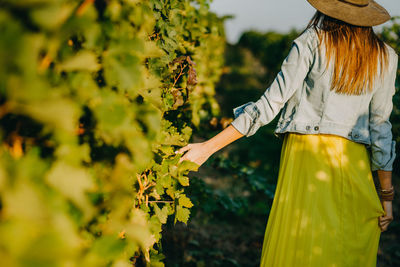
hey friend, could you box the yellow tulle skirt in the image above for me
[260,132,385,267]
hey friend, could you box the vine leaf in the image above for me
[178,194,193,208]
[175,206,190,224]
[58,50,101,72]
[153,204,169,224]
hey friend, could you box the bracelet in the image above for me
[380,185,394,193]
[379,186,394,201]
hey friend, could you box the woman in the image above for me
[177,0,397,266]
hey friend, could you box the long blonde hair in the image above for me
[307,11,389,95]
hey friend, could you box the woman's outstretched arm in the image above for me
[176,125,244,166]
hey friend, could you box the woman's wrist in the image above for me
[377,170,393,190]
[201,125,244,156]
[379,185,395,201]
[203,140,219,155]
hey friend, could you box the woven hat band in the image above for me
[339,0,369,7]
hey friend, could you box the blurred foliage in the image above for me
[0,0,225,266]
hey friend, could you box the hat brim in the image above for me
[307,0,391,26]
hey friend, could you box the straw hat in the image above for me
[306,0,391,26]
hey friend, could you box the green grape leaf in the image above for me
[153,204,169,224]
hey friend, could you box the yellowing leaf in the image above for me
[90,235,126,261]
[2,180,46,221]
[30,3,76,30]
[103,49,142,90]
[45,161,95,217]
[0,165,6,192]
[58,50,101,72]
[125,209,157,261]
[178,160,199,173]
[178,194,193,208]
[177,175,189,186]
[143,41,165,58]
[14,97,80,134]
[175,206,190,224]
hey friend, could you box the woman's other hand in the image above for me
[176,142,213,167]
[379,200,393,232]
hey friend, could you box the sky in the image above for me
[209,0,400,44]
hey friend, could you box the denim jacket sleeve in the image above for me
[230,28,316,137]
[369,52,398,172]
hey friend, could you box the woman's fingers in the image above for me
[379,218,391,225]
[175,144,192,155]
[178,153,188,163]
[379,200,393,232]
[175,142,208,167]
[380,214,393,220]
[380,221,390,231]
[176,144,192,164]
[379,215,393,231]
[379,217,393,224]
[379,219,389,227]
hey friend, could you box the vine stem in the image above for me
[76,0,95,16]
[172,63,188,88]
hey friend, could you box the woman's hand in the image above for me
[379,200,393,232]
[176,142,213,167]
[175,125,244,168]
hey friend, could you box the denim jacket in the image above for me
[230,27,399,171]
